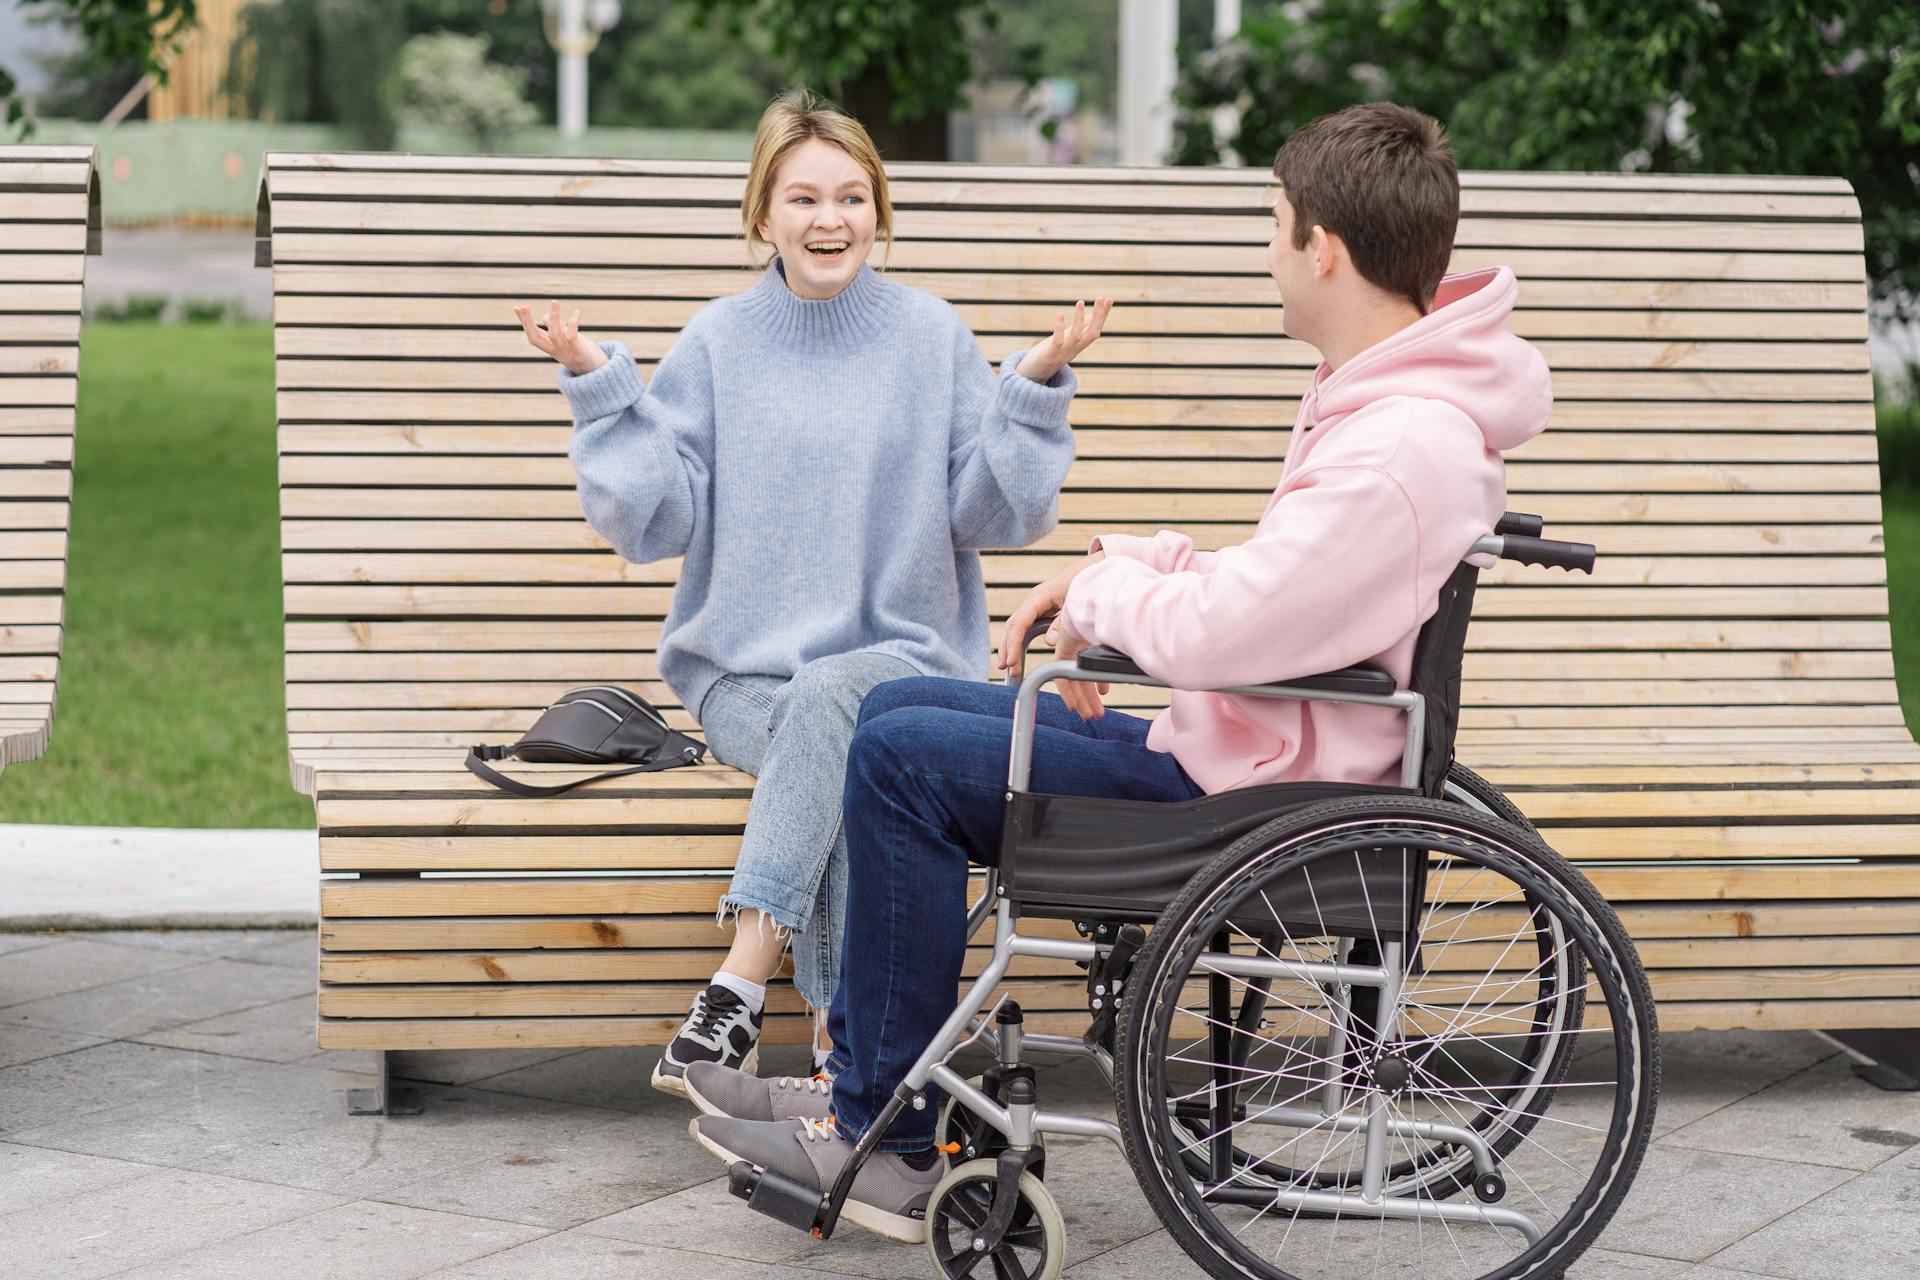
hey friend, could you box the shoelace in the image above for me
[687,989,742,1040]
[772,1075,832,1098]
[799,1117,839,1143]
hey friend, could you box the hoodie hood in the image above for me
[1299,266,1551,453]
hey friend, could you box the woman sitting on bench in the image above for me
[515,90,1111,1093]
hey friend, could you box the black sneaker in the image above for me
[651,983,762,1098]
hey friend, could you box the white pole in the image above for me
[1212,0,1242,165]
[557,0,588,138]
[1118,0,1177,166]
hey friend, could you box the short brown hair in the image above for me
[742,90,893,263]
[1272,104,1459,312]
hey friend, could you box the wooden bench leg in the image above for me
[346,1050,423,1116]
[1824,1029,1920,1092]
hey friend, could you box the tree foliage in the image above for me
[392,32,537,148]
[705,0,1045,158]
[2,0,198,134]
[1176,0,1920,321]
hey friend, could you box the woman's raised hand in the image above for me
[513,300,607,376]
[1015,297,1114,384]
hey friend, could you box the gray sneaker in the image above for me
[685,1061,833,1122]
[688,1114,942,1244]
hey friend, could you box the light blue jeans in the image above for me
[696,649,921,1010]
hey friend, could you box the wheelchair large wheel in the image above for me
[1116,795,1658,1280]
[1442,761,1536,833]
[1167,765,1586,1200]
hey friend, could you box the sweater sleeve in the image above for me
[947,322,1078,551]
[1060,464,1422,689]
[1089,530,1218,575]
[562,334,714,566]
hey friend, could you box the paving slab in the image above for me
[458,1046,660,1112]
[0,933,66,955]
[1,956,313,1040]
[109,1198,549,1279]
[429,1230,795,1279]
[0,1165,342,1279]
[0,1023,108,1069]
[1662,1054,1920,1171]
[1564,1249,1700,1278]
[179,1084,633,1198]
[0,1039,270,1135]
[1595,1142,1855,1262]
[0,1141,153,1214]
[83,929,310,960]
[136,994,322,1064]
[0,938,206,1007]
[391,1046,595,1087]
[1704,1146,1920,1280]
[378,1110,724,1228]
[7,1057,379,1163]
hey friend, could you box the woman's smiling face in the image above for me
[757,137,879,300]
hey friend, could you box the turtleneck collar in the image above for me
[737,255,900,352]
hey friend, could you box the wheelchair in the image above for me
[728,513,1661,1280]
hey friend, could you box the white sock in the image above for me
[814,1045,834,1074]
[709,970,766,1015]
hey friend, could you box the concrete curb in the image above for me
[0,823,318,930]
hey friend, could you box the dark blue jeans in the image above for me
[823,675,1205,1151]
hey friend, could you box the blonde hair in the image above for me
[742,90,893,264]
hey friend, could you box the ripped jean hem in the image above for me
[715,884,809,936]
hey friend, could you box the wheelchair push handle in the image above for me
[1492,534,1596,574]
[1494,511,1544,538]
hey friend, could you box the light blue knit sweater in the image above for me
[559,257,1079,720]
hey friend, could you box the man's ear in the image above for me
[1308,224,1340,279]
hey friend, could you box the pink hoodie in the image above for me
[1059,266,1552,793]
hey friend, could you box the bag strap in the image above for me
[464,735,707,798]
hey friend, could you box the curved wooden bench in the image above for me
[0,145,99,777]
[255,153,1914,1077]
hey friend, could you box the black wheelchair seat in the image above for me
[998,781,1417,925]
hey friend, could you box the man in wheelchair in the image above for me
[679,103,1647,1274]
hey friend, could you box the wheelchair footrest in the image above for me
[728,1161,826,1234]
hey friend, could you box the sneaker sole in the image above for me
[653,1045,758,1101]
[686,1118,928,1245]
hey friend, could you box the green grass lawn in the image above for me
[6,321,1920,828]
[0,322,311,828]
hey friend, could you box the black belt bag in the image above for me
[465,685,707,797]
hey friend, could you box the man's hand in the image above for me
[998,551,1110,721]
[1045,616,1109,721]
[998,550,1105,678]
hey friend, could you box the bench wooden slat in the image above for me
[275,426,1881,465]
[272,293,1873,342]
[272,327,1874,375]
[274,263,1872,315]
[266,199,1870,255]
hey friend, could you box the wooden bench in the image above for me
[255,152,1916,1082]
[0,145,99,778]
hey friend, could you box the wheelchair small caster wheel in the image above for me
[1474,1171,1507,1203]
[926,1159,1064,1280]
[938,1080,1046,1169]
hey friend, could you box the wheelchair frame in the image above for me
[729,527,1599,1261]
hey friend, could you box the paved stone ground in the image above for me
[1,928,1915,1279]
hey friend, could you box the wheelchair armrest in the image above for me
[1075,645,1147,676]
[1075,646,1397,696]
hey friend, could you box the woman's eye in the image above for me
[842,195,865,205]
[793,196,813,205]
